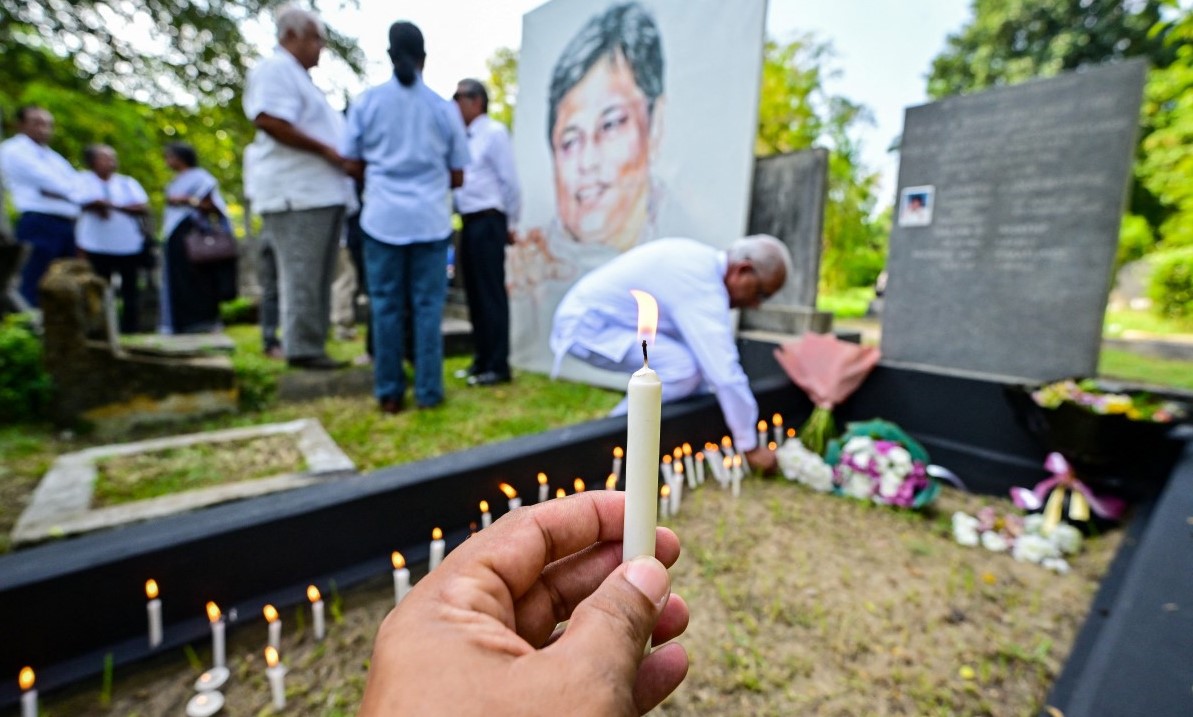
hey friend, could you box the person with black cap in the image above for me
[342,21,470,414]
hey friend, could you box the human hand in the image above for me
[359,491,689,717]
[321,144,346,169]
[745,445,777,475]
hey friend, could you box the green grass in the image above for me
[1098,348,1193,391]
[816,287,875,319]
[1104,308,1193,337]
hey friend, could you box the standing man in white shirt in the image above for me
[74,144,151,334]
[452,79,522,387]
[243,5,352,370]
[0,105,80,307]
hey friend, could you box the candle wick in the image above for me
[641,340,649,367]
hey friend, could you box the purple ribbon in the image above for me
[1010,452,1126,520]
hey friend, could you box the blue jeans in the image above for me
[364,233,449,407]
[17,212,76,307]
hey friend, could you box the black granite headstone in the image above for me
[746,148,827,307]
[881,60,1147,381]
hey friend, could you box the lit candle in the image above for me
[19,667,36,717]
[498,483,522,510]
[605,473,618,490]
[479,500,492,529]
[694,451,706,485]
[787,427,796,441]
[682,443,696,488]
[392,551,410,604]
[660,454,673,483]
[721,455,732,488]
[307,586,325,641]
[704,442,722,483]
[611,447,624,479]
[185,691,224,717]
[623,290,662,565]
[265,646,287,710]
[429,527,445,571]
[145,579,162,649]
[207,601,226,668]
[264,604,281,649]
[769,441,778,451]
[555,487,566,499]
[573,478,586,493]
[732,454,743,498]
[757,420,768,450]
[773,414,784,445]
[659,484,672,520]
[671,461,684,514]
[721,435,735,460]
[537,472,549,503]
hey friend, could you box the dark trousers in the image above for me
[459,210,510,377]
[16,212,76,307]
[345,210,373,357]
[86,251,141,334]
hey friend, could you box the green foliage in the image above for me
[0,314,52,423]
[486,47,519,129]
[219,297,258,326]
[1147,246,1193,320]
[1117,213,1156,268]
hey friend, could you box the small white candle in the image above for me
[623,290,662,565]
[722,455,733,488]
[391,551,411,604]
[537,472,549,503]
[659,484,672,520]
[772,414,785,445]
[757,420,768,451]
[669,474,682,516]
[205,602,226,668]
[479,500,492,529]
[145,579,162,649]
[694,451,706,485]
[732,455,743,498]
[611,447,624,479]
[307,586,325,641]
[19,667,36,717]
[265,647,287,710]
[429,527,445,571]
[660,455,673,483]
[682,444,696,489]
[499,483,522,510]
[264,604,281,649]
[740,449,752,473]
[185,691,224,717]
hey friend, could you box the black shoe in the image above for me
[288,355,348,371]
[467,371,512,387]
[379,396,404,414]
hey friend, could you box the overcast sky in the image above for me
[282,0,973,207]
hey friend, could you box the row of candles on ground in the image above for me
[12,414,793,715]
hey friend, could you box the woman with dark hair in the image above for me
[160,142,236,333]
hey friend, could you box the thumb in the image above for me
[552,556,670,683]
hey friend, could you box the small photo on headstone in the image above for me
[898,186,935,227]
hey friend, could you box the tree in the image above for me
[486,47,519,129]
[0,0,364,104]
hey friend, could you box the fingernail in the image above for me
[624,556,670,610]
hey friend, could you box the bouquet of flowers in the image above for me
[775,438,835,492]
[824,420,938,509]
[952,507,1082,574]
[773,333,881,454]
[1031,379,1185,422]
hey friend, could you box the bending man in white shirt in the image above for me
[453,78,522,387]
[551,236,792,472]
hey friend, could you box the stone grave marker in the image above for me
[881,59,1147,381]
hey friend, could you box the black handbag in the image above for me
[184,214,239,265]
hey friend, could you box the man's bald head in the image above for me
[724,235,791,309]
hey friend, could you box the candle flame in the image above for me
[265,646,279,668]
[392,551,405,570]
[773,413,783,427]
[573,478,585,493]
[674,461,683,474]
[733,455,742,467]
[264,604,278,623]
[555,487,566,499]
[704,442,718,452]
[605,473,617,490]
[757,420,767,431]
[613,446,623,459]
[479,500,490,513]
[498,483,518,499]
[682,442,692,456]
[723,456,732,468]
[787,427,796,438]
[660,484,671,498]
[673,447,682,460]
[537,472,548,486]
[630,290,658,345]
[432,527,443,541]
[307,585,321,603]
[695,451,704,460]
[769,441,778,451]
[662,455,672,464]
[206,601,221,623]
[721,436,732,448]
[145,579,159,600]
[19,667,34,691]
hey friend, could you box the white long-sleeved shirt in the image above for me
[0,134,80,218]
[454,114,521,225]
[74,171,149,255]
[550,238,760,450]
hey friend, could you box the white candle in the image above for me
[694,452,706,485]
[669,474,682,516]
[185,691,224,717]
[612,447,624,479]
[479,500,492,529]
[19,667,35,717]
[307,586,325,641]
[265,647,287,710]
[658,484,672,519]
[773,414,785,445]
[264,604,281,649]
[499,483,522,510]
[623,290,662,564]
[429,527,445,571]
[205,602,226,669]
[659,455,673,484]
[682,444,696,489]
[732,455,743,498]
[757,420,768,451]
[722,456,733,488]
[537,472,549,503]
[391,551,411,604]
[145,579,162,649]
